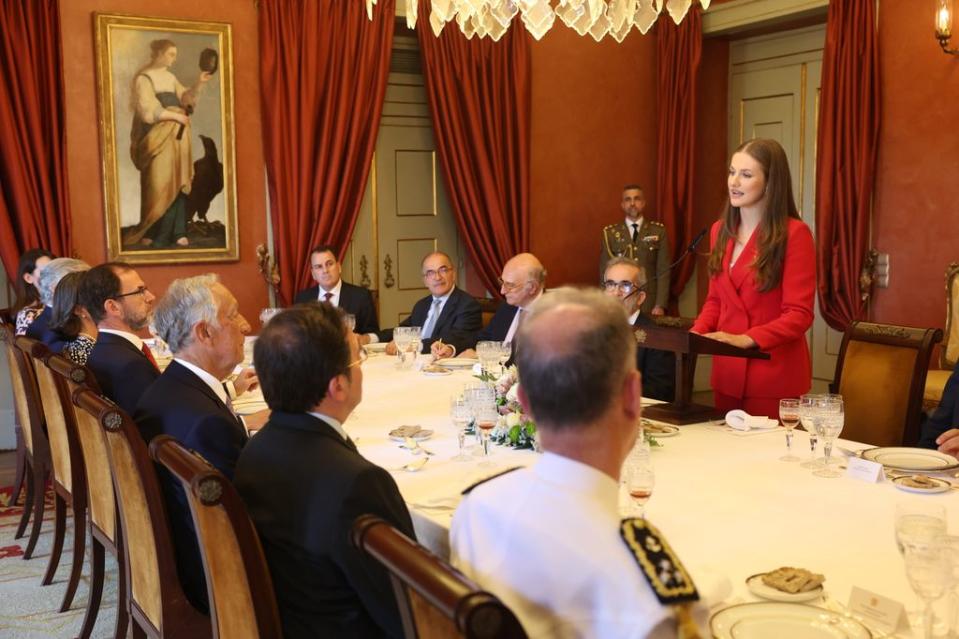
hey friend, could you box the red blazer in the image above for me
[692,218,815,400]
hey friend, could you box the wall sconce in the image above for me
[937,0,959,54]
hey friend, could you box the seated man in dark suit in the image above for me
[28,257,90,352]
[433,252,546,360]
[378,251,481,356]
[294,244,379,342]
[919,361,959,454]
[79,263,160,415]
[134,274,255,613]
[236,303,415,639]
[603,257,675,402]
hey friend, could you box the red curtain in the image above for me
[655,8,702,307]
[0,0,72,280]
[259,0,395,305]
[416,3,531,298]
[815,0,880,331]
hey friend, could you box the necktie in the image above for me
[141,342,160,371]
[422,298,442,339]
[631,222,640,242]
[323,292,333,303]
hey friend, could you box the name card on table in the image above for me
[845,457,885,483]
[848,586,907,635]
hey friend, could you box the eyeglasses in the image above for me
[498,277,529,292]
[422,266,453,279]
[348,346,369,369]
[602,280,638,295]
[112,285,149,300]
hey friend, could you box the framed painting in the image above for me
[95,13,238,264]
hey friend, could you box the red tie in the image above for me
[141,343,160,371]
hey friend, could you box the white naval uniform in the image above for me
[451,453,704,638]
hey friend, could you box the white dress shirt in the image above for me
[316,278,343,307]
[307,411,348,441]
[99,328,144,350]
[504,291,543,344]
[451,452,702,639]
[626,216,644,240]
[173,358,229,405]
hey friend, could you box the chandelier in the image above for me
[366,0,709,42]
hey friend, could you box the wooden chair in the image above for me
[47,354,129,639]
[924,262,959,410]
[22,338,88,612]
[831,321,943,447]
[1,326,50,556]
[0,308,27,508]
[351,514,527,639]
[149,436,282,639]
[476,297,502,330]
[73,388,210,639]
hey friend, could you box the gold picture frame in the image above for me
[95,13,238,264]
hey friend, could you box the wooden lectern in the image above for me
[636,323,771,425]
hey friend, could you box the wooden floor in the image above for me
[0,450,15,487]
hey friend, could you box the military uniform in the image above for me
[601,218,672,314]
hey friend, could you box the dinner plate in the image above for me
[422,368,452,377]
[745,574,823,603]
[710,602,871,639]
[892,475,953,494]
[860,447,959,471]
[435,357,479,368]
[642,422,679,438]
[388,429,433,442]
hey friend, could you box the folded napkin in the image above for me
[725,409,778,431]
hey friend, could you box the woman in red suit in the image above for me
[691,138,815,418]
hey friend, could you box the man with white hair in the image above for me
[26,257,90,350]
[451,288,704,637]
[134,274,252,612]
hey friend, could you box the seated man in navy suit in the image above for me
[603,257,675,402]
[28,257,90,352]
[236,303,414,639]
[134,274,257,613]
[433,252,546,360]
[80,263,160,415]
[378,251,481,355]
[294,244,379,342]
[919,362,959,454]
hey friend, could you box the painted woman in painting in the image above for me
[124,39,211,248]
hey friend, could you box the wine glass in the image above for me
[903,545,951,639]
[405,326,422,368]
[393,327,412,368]
[259,307,281,327]
[495,341,511,374]
[623,452,655,519]
[799,393,824,469]
[343,313,356,332]
[476,341,498,377]
[812,397,844,478]
[475,403,499,466]
[895,503,947,555]
[449,397,472,462]
[779,398,800,462]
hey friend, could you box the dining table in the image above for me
[231,345,959,638]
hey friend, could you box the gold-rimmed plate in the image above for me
[710,602,871,638]
[860,447,959,472]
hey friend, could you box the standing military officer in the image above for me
[600,184,671,316]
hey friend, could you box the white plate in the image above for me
[435,357,479,368]
[710,602,871,639]
[642,422,679,438]
[365,342,389,353]
[388,430,433,442]
[422,368,452,377]
[892,475,953,494]
[746,574,823,603]
[860,447,959,471]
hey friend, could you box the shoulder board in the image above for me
[620,518,699,605]
[649,221,665,228]
[603,224,619,232]
[461,467,522,495]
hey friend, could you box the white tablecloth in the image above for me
[245,351,959,635]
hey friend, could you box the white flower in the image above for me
[506,384,519,403]
[506,412,521,428]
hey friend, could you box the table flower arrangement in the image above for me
[487,366,539,450]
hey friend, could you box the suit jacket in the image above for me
[378,287,482,354]
[633,314,676,402]
[919,361,959,448]
[691,218,815,400]
[295,281,379,335]
[600,218,671,312]
[235,411,415,639]
[87,332,159,416]
[476,302,519,343]
[134,360,248,613]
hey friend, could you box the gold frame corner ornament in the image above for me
[94,12,239,265]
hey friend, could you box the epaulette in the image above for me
[621,518,701,637]
[649,220,665,228]
[603,223,619,231]
[460,467,522,495]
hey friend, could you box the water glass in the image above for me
[259,307,281,326]
[476,341,501,377]
[779,398,800,462]
[449,397,472,462]
[622,445,655,519]
[903,545,951,639]
[895,503,947,555]
[799,393,824,469]
[812,396,844,478]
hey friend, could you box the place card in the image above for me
[845,457,885,483]
[848,586,907,635]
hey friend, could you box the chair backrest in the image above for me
[942,262,959,370]
[149,436,282,639]
[476,297,502,331]
[0,307,12,325]
[833,321,943,447]
[18,337,80,494]
[73,388,206,637]
[2,326,47,460]
[47,354,117,543]
[351,515,527,639]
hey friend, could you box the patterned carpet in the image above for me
[0,486,122,638]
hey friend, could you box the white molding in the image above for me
[703,0,829,35]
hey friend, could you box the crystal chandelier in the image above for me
[366,0,709,42]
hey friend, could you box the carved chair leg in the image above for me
[131,620,147,639]
[77,532,104,639]
[22,463,47,559]
[113,527,129,639]
[15,459,34,539]
[42,492,66,586]
[59,499,87,611]
[11,425,26,506]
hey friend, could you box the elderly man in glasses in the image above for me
[435,252,546,360]
[378,251,481,356]
[603,257,675,402]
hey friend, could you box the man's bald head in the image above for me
[500,253,546,308]
[515,287,635,429]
